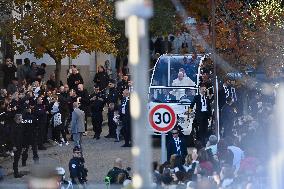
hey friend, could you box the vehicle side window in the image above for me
[152,58,168,86]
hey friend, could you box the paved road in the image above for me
[0,122,161,187]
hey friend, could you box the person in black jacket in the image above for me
[93,65,110,92]
[34,96,47,150]
[90,85,105,140]
[117,75,129,100]
[77,84,89,134]
[22,106,39,166]
[220,97,237,137]
[106,158,130,184]
[11,114,25,178]
[69,146,88,186]
[120,89,131,147]
[106,79,119,105]
[189,84,212,145]
[2,58,17,88]
[105,103,116,138]
[166,128,187,161]
[59,85,71,134]
[67,67,84,90]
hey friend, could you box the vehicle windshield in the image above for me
[149,87,197,103]
[151,55,202,87]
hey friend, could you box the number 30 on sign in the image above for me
[149,104,177,133]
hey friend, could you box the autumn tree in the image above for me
[182,0,284,78]
[11,0,117,86]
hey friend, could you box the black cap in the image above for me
[73,146,81,153]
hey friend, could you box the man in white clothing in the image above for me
[172,72,195,99]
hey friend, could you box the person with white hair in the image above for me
[56,167,73,189]
[106,158,130,184]
[172,72,195,100]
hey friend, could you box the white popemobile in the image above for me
[148,54,208,136]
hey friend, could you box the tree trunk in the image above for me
[55,60,61,87]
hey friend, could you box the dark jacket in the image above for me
[67,73,84,90]
[90,93,105,118]
[106,88,119,104]
[117,80,129,99]
[77,89,89,112]
[69,157,87,184]
[190,94,211,118]
[58,93,70,118]
[22,112,37,145]
[2,64,17,87]
[34,104,47,124]
[166,136,187,161]
[107,167,129,184]
[46,79,56,90]
[93,72,109,91]
[10,121,24,148]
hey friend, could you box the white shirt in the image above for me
[172,78,195,100]
[201,95,207,112]
[174,137,182,155]
[121,97,129,114]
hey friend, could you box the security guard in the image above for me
[106,79,119,105]
[90,85,105,140]
[22,105,39,166]
[10,114,24,178]
[69,146,88,187]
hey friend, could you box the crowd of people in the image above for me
[0,51,275,189]
[0,57,134,181]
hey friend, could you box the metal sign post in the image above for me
[149,104,177,164]
[161,133,167,163]
[116,1,153,189]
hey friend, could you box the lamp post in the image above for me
[116,0,153,188]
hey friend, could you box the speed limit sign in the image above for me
[149,104,177,133]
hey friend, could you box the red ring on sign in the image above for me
[149,104,177,133]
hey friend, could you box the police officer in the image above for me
[69,146,88,187]
[10,114,24,178]
[106,79,119,105]
[117,75,129,100]
[22,104,39,166]
[34,96,47,150]
[90,85,105,140]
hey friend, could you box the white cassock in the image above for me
[171,77,195,100]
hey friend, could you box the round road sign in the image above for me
[149,104,177,133]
